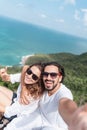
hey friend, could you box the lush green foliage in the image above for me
[0,52,87,105]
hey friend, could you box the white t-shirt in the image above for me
[39,83,73,129]
[4,93,39,118]
[4,83,73,130]
[4,74,39,118]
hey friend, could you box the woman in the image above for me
[0,63,45,128]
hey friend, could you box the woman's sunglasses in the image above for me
[26,69,39,81]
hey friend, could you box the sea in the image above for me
[0,16,87,66]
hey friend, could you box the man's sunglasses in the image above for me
[26,69,39,81]
[42,72,60,79]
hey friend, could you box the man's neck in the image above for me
[48,83,61,96]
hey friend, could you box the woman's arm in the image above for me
[4,101,21,118]
[0,66,30,105]
[0,67,21,83]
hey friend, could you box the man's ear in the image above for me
[59,75,62,83]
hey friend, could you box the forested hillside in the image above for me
[0,52,87,105]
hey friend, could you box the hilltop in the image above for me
[17,52,87,105]
[0,52,87,105]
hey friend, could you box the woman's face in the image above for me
[24,66,41,84]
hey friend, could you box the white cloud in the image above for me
[59,6,64,11]
[16,3,24,8]
[81,9,87,12]
[81,9,87,26]
[48,0,60,2]
[83,13,87,26]
[65,0,76,5]
[40,14,47,19]
[55,18,64,23]
[74,10,80,20]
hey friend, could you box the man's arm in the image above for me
[69,104,87,130]
[59,98,77,125]
[59,98,87,130]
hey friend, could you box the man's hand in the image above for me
[69,104,87,130]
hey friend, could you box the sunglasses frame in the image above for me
[42,72,60,79]
[26,69,39,81]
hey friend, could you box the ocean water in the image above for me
[0,16,87,66]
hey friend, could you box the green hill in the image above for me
[25,52,87,105]
[0,52,87,105]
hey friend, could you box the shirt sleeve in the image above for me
[10,73,21,84]
[57,84,73,103]
[4,101,21,118]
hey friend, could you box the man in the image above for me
[1,62,87,130]
[38,62,77,130]
[40,62,87,130]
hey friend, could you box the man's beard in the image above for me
[44,80,58,91]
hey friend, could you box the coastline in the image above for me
[19,54,34,65]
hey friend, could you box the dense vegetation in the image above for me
[0,52,87,105]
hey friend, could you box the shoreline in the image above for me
[19,54,34,65]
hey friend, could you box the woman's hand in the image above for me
[19,86,30,105]
[0,67,10,81]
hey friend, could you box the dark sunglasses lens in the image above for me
[50,73,58,78]
[42,72,58,78]
[32,74,38,81]
[42,72,49,77]
[26,69,38,81]
[26,69,32,75]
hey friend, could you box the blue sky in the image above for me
[0,0,87,38]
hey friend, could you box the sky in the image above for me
[0,0,87,39]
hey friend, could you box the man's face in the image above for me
[42,65,62,91]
